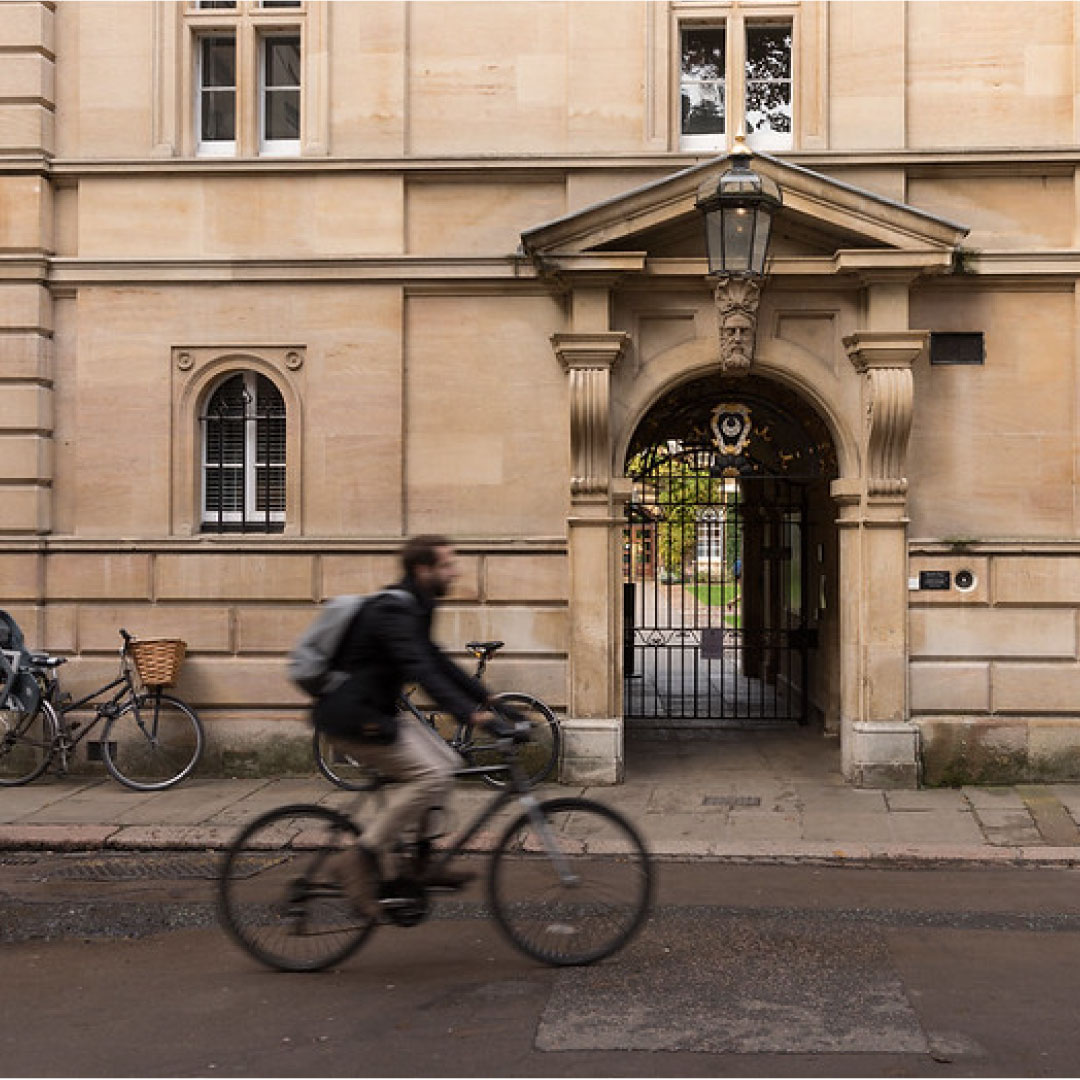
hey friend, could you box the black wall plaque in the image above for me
[919,570,952,591]
[930,332,984,366]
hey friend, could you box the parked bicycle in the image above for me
[312,640,561,790]
[0,626,204,792]
[219,711,652,973]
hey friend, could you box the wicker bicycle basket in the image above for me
[130,638,187,688]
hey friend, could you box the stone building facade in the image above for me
[3,0,1080,786]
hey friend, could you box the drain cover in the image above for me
[0,854,39,866]
[44,854,224,881]
[43,852,286,882]
[703,795,761,807]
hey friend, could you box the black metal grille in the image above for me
[201,372,285,534]
[623,374,835,728]
[624,465,811,725]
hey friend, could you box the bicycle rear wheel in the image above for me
[488,797,653,966]
[218,804,375,973]
[465,692,560,788]
[313,730,379,791]
[101,692,203,791]
[0,689,56,786]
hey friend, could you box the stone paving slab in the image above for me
[8,771,1080,866]
[0,780,104,823]
[884,789,969,811]
[962,786,1028,810]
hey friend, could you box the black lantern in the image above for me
[695,145,782,278]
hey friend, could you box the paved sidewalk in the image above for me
[4,729,1080,865]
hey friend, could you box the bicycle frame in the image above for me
[36,634,164,754]
[53,672,132,747]
[397,691,476,755]
[345,744,579,887]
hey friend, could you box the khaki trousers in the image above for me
[330,713,463,857]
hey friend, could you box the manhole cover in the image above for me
[702,795,761,807]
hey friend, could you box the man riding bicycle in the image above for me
[314,535,497,917]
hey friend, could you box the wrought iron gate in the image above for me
[623,375,834,726]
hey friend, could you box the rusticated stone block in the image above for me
[47,554,151,600]
[237,606,320,653]
[992,662,1080,714]
[486,554,568,602]
[909,607,1076,659]
[319,554,400,597]
[993,556,1080,605]
[155,554,314,601]
[0,554,39,600]
[76,605,231,653]
[909,662,989,713]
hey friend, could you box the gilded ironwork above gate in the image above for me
[627,373,836,481]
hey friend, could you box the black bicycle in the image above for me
[219,715,652,973]
[313,640,561,790]
[0,629,204,792]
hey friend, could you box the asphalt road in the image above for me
[4,852,1080,1077]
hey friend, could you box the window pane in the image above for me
[682,84,725,135]
[682,28,725,81]
[681,27,725,137]
[202,90,236,140]
[203,374,286,528]
[745,24,792,136]
[747,26,792,80]
[264,90,300,140]
[746,81,791,134]
[265,37,300,87]
[202,36,235,88]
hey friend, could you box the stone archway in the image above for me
[621,371,841,734]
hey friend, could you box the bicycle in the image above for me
[219,712,652,973]
[0,628,204,792]
[312,639,561,791]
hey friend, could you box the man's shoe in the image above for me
[326,844,381,919]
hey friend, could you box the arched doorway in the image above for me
[622,372,839,732]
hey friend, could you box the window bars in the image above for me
[200,372,285,533]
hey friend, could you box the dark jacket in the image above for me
[313,577,487,741]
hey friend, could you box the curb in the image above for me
[5,824,1080,867]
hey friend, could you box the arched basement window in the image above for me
[201,371,286,533]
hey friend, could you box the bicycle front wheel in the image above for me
[218,804,375,973]
[0,692,56,786]
[488,797,653,966]
[313,730,379,791]
[102,693,203,791]
[466,692,561,788]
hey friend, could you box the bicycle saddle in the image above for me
[466,640,504,658]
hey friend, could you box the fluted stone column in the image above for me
[553,331,629,784]
[839,330,926,786]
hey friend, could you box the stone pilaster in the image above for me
[838,331,927,787]
[553,333,629,498]
[552,331,629,783]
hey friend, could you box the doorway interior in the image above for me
[622,373,839,734]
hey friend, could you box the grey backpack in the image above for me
[287,589,410,698]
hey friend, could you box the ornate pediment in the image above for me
[522,151,969,278]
